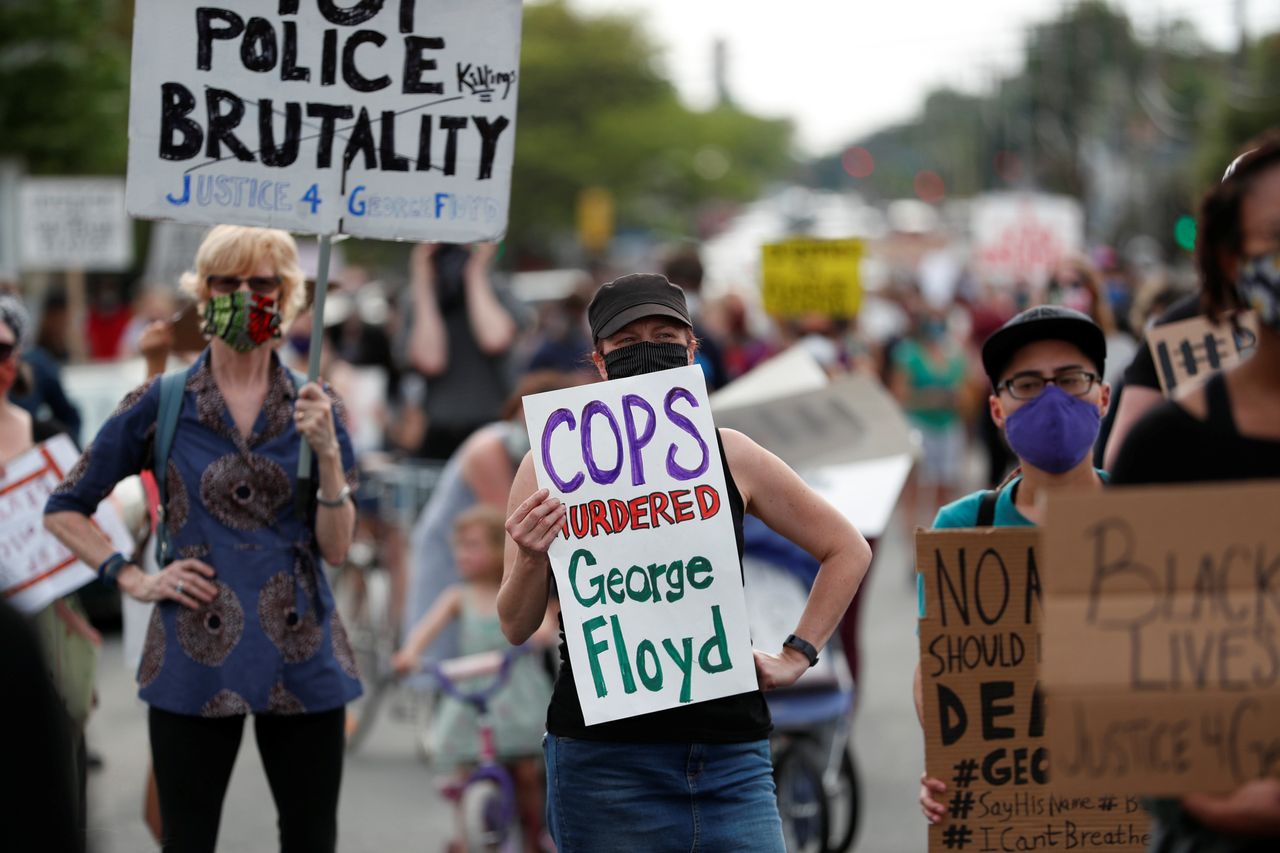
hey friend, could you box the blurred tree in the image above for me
[1194,33,1280,188]
[0,0,133,174]
[508,0,795,259]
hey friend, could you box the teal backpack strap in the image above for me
[153,365,193,566]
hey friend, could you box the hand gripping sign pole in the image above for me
[295,233,332,519]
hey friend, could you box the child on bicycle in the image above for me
[393,505,556,853]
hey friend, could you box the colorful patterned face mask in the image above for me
[1238,251,1280,332]
[202,291,281,353]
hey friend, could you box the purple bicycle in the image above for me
[425,646,533,853]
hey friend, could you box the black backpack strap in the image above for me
[975,487,1001,527]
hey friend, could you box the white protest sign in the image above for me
[971,192,1083,288]
[1,435,134,614]
[523,365,758,725]
[127,0,522,241]
[18,178,133,271]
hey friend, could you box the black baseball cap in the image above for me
[981,305,1106,386]
[588,273,692,341]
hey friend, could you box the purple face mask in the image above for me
[1003,384,1101,474]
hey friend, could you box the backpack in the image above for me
[151,364,307,565]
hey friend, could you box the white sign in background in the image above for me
[971,192,1084,288]
[522,365,758,725]
[1,435,134,614]
[127,0,523,241]
[18,177,133,272]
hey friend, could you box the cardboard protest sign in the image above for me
[917,529,1149,852]
[1145,312,1259,396]
[127,0,522,241]
[523,365,757,725]
[713,372,913,471]
[18,178,132,271]
[971,193,1083,288]
[761,238,863,317]
[1,435,134,614]
[1042,482,1280,796]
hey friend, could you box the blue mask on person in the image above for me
[1003,384,1100,474]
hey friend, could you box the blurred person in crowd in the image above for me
[406,242,521,461]
[708,290,777,381]
[663,247,730,390]
[501,272,870,853]
[45,225,362,853]
[402,371,580,658]
[10,289,81,444]
[916,305,1110,824]
[889,308,970,532]
[525,280,594,376]
[327,280,399,403]
[0,294,99,851]
[1046,256,1134,385]
[85,276,133,360]
[121,286,178,358]
[0,597,80,853]
[1111,132,1280,851]
[964,283,1019,486]
[393,506,556,853]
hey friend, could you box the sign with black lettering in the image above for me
[1042,482,1280,796]
[917,528,1149,852]
[126,0,522,241]
[18,178,132,271]
[1145,312,1259,396]
[522,365,756,725]
[761,238,863,317]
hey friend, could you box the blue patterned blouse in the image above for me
[45,350,363,717]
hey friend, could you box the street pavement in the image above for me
[84,521,925,853]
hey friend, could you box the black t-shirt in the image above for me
[545,432,773,743]
[1122,292,1201,391]
[1110,372,1280,485]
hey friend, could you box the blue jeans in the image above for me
[544,735,786,853]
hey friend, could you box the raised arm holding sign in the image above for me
[500,273,871,853]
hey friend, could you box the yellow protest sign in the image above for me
[761,238,863,317]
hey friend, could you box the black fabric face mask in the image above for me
[602,341,689,378]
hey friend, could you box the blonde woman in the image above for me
[45,225,361,853]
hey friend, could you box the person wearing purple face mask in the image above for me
[913,304,1111,824]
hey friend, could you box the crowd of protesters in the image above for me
[2,128,1277,852]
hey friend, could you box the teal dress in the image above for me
[430,590,553,769]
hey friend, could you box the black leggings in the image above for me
[148,706,345,853]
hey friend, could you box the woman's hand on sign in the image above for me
[920,773,948,823]
[295,382,340,461]
[126,559,218,610]
[752,646,808,692]
[505,488,565,556]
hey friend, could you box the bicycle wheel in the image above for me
[824,747,860,853]
[331,564,393,751]
[460,777,514,852]
[774,742,829,853]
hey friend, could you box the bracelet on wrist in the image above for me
[316,483,352,508]
[783,633,820,668]
[96,552,131,588]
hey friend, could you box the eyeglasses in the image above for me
[207,274,281,295]
[0,342,15,361]
[998,370,1100,400]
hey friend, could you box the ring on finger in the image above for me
[175,579,185,596]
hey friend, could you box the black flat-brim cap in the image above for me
[981,305,1107,386]
[588,273,692,341]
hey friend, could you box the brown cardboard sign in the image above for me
[1144,311,1258,396]
[1042,482,1280,796]
[917,528,1149,852]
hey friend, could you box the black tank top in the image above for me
[544,430,773,743]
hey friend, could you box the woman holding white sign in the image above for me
[499,273,872,852]
[1111,133,1280,850]
[44,226,361,853]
